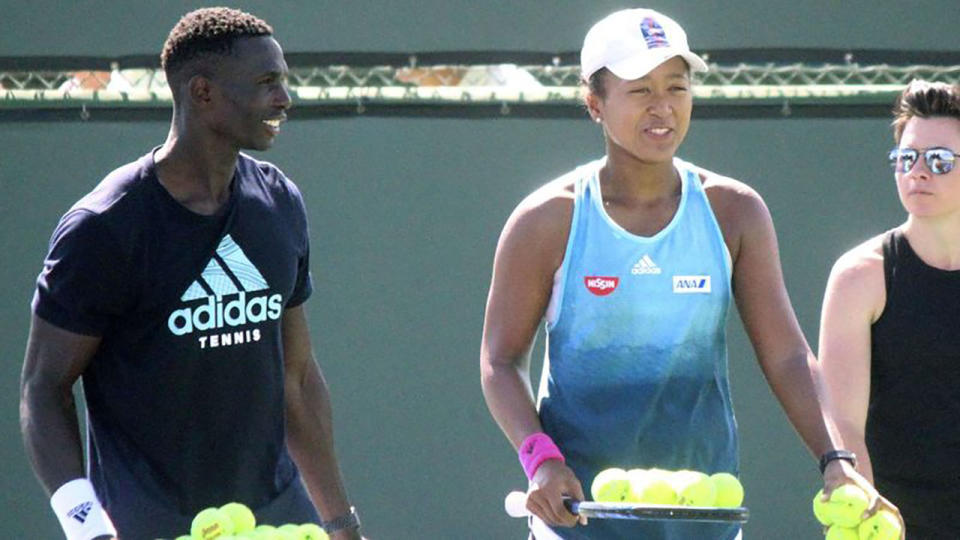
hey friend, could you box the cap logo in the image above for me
[640,17,670,49]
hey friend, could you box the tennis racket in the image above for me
[504,491,749,523]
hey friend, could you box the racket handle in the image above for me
[504,491,580,518]
[505,491,529,517]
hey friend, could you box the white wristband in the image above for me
[50,479,117,540]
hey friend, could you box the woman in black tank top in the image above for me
[819,80,960,539]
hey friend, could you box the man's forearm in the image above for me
[285,368,354,521]
[21,384,87,495]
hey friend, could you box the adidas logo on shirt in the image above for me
[167,234,281,349]
[631,254,662,275]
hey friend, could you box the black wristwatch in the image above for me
[323,506,361,534]
[819,449,857,474]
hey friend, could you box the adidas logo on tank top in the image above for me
[631,254,662,275]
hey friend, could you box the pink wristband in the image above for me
[518,432,565,480]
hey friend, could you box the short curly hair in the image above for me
[161,7,273,82]
[892,79,960,143]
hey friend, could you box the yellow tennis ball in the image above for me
[231,531,262,540]
[253,524,282,540]
[813,489,833,525]
[625,468,649,502]
[591,467,631,502]
[646,469,679,505]
[276,524,302,540]
[629,468,677,505]
[710,472,744,508]
[858,510,901,540]
[826,525,859,540]
[828,484,869,528]
[192,507,235,539]
[298,523,329,540]
[671,470,716,507]
[219,502,256,533]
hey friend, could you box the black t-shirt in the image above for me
[868,229,960,539]
[33,150,313,518]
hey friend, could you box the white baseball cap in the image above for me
[580,8,708,81]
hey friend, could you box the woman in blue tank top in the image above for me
[480,8,874,540]
[819,80,960,539]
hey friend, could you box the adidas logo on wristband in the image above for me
[51,479,117,540]
[68,501,93,523]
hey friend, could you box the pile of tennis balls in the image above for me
[171,501,329,540]
[812,485,901,540]
[590,467,744,508]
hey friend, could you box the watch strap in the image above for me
[323,506,361,534]
[819,449,857,474]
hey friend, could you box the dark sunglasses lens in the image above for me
[890,149,918,173]
[888,149,900,169]
[925,149,956,174]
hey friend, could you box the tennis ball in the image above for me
[671,470,716,507]
[232,530,266,540]
[710,472,744,508]
[253,525,282,540]
[192,507,235,539]
[276,524,302,540]
[826,525,859,540]
[813,489,833,525]
[629,468,678,505]
[591,467,631,502]
[298,523,329,540]
[220,502,256,533]
[828,484,870,528]
[858,510,901,540]
[625,468,649,502]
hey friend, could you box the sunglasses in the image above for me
[888,147,957,175]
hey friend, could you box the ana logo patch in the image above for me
[585,276,619,296]
[672,275,711,294]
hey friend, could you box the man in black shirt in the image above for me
[20,7,363,540]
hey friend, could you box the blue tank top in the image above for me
[536,157,739,539]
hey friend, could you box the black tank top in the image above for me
[867,229,960,538]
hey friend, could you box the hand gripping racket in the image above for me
[504,491,749,523]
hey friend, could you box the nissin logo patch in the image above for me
[672,275,711,294]
[585,276,619,296]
